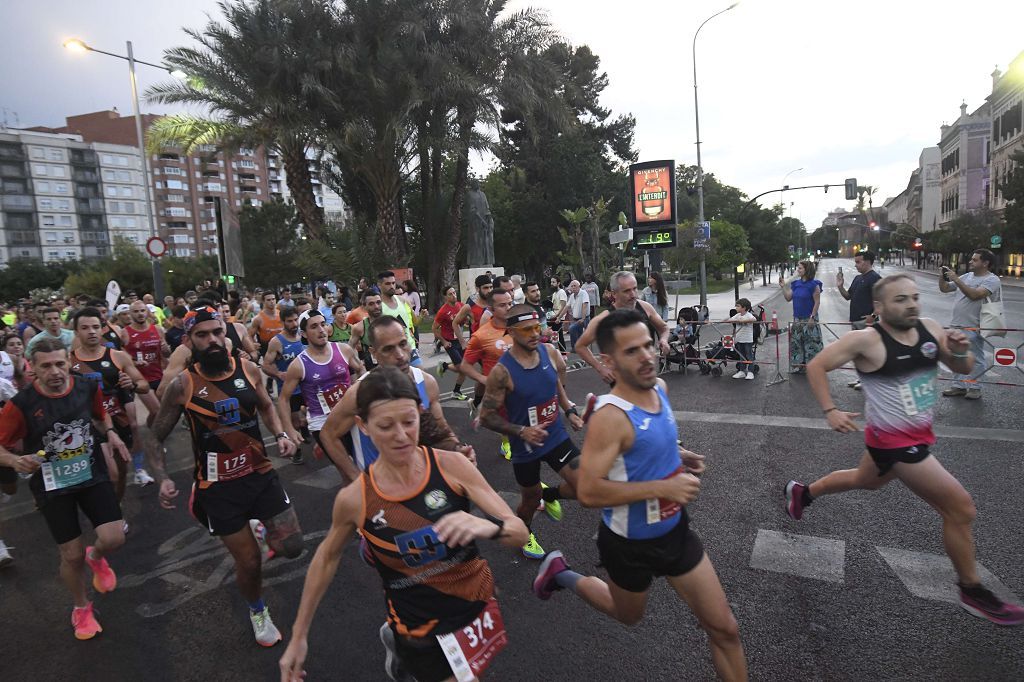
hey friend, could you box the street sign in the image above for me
[609,228,633,245]
[146,236,168,258]
[788,244,795,253]
[994,348,1016,366]
[693,221,711,249]
[991,234,1002,250]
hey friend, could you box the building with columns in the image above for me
[987,51,1024,216]
[938,102,991,229]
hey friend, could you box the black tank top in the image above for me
[860,322,939,377]
[102,325,123,350]
[70,348,130,428]
[225,321,243,358]
[183,358,271,487]
[360,446,494,638]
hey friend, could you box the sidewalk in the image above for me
[888,261,1024,288]
[668,278,786,320]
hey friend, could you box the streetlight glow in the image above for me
[168,68,187,79]
[63,38,90,53]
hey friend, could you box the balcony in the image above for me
[70,150,98,166]
[2,180,28,195]
[75,186,101,199]
[202,183,223,192]
[8,230,40,246]
[0,145,26,161]
[2,194,34,210]
[76,198,105,214]
[0,163,26,178]
[72,169,99,183]
[159,153,182,162]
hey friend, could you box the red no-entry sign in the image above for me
[994,348,1016,366]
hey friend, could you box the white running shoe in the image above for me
[732,370,746,379]
[0,540,13,568]
[250,606,282,647]
[745,371,755,380]
[134,468,155,486]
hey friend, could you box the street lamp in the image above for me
[63,37,184,299]
[693,2,739,307]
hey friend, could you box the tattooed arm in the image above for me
[143,373,186,509]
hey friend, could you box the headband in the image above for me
[184,306,222,333]
[508,310,540,326]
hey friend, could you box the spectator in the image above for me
[549,277,568,351]
[581,273,600,311]
[641,271,670,321]
[779,260,823,373]
[556,279,590,352]
[837,250,882,389]
[723,298,757,380]
[940,248,1001,400]
[510,275,525,305]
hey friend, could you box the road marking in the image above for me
[295,465,344,489]
[673,411,1024,443]
[750,529,846,584]
[876,546,1021,604]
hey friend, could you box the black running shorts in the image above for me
[39,481,123,545]
[0,465,16,486]
[392,627,458,682]
[596,513,704,593]
[289,393,305,413]
[866,443,930,476]
[190,469,291,536]
[511,438,579,488]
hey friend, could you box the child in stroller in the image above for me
[661,306,703,373]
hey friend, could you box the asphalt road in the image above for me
[2,264,1023,681]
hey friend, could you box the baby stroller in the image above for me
[701,333,760,377]
[662,306,703,374]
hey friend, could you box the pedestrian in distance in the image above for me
[836,251,882,390]
[779,260,823,373]
[939,248,1001,400]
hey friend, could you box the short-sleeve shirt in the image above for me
[26,329,75,355]
[433,302,462,342]
[346,308,369,326]
[462,321,512,376]
[551,288,568,313]
[726,311,756,343]
[951,272,1001,328]
[566,293,590,321]
[790,279,822,318]
[581,282,600,308]
[847,270,881,322]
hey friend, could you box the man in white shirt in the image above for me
[511,275,526,305]
[549,278,569,351]
[940,248,1001,400]
[556,280,590,351]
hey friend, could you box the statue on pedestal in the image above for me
[464,179,495,267]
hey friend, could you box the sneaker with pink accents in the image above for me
[85,546,117,593]
[533,550,569,600]
[72,602,103,640]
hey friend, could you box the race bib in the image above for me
[527,397,559,429]
[205,448,254,482]
[102,394,124,418]
[41,452,94,491]
[436,599,508,682]
[646,466,685,524]
[316,382,348,414]
[898,371,937,416]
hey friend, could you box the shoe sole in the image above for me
[522,547,545,560]
[964,394,982,400]
[256,635,282,648]
[75,627,102,640]
[533,551,565,600]
[959,600,1024,626]
[0,555,13,569]
[380,625,402,680]
[784,481,803,521]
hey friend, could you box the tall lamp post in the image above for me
[781,167,803,257]
[693,2,739,308]
[63,38,184,299]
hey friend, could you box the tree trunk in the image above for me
[440,114,473,300]
[279,139,325,242]
[376,195,405,262]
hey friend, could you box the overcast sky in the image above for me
[3,0,1023,232]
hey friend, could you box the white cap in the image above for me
[115,304,130,314]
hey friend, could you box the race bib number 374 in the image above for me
[436,599,507,681]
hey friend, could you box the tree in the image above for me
[0,259,81,301]
[63,238,155,297]
[147,0,332,241]
[237,197,305,288]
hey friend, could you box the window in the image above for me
[36,180,50,192]
[118,156,129,167]
[122,201,135,212]
[48,250,59,259]
[42,215,56,226]
[45,231,57,243]
[62,232,74,243]
[55,183,68,194]
[106,186,118,197]
[56,199,71,211]
[166,179,183,190]
[124,217,137,228]
[35,164,48,176]
[51,166,65,177]
[47,148,63,161]
[126,233,140,244]
[40,197,52,209]
[120,187,133,197]
[103,169,116,181]
[31,147,45,159]
[65,250,76,259]
[59,215,73,227]
[102,154,114,165]
[117,170,130,182]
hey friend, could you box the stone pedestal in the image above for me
[458,266,504,303]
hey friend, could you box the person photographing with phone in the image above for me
[836,252,881,389]
[938,249,1001,400]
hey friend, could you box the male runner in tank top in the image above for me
[124,300,167,392]
[376,271,422,367]
[533,309,748,681]
[575,271,671,384]
[144,306,306,647]
[0,337,130,640]
[262,307,307,442]
[451,274,494,337]
[348,289,384,370]
[479,305,584,559]
[250,291,284,391]
[219,301,258,361]
[784,274,1024,625]
[87,300,127,350]
[320,316,474,483]
[278,311,363,465]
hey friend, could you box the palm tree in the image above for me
[145,0,335,241]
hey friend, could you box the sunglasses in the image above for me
[510,323,542,335]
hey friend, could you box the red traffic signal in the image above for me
[911,238,923,250]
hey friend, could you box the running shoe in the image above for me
[435,362,448,378]
[72,602,102,640]
[250,606,282,647]
[533,550,569,600]
[539,483,563,522]
[85,546,117,593]
[451,390,470,402]
[500,438,511,461]
[784,481,807,521]
[965,388,982,400]
[291,451,305,465]
[942,387,967,397]
[379,623,410,681]
[958,584,1024,625]
[522,533,545,560]
[0,540,13,569]
[134,468,155,486]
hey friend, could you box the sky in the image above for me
[3,0,1023,233]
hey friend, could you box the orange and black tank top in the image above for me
[70,348,130,428]
[360,446,494,638]
[182,358,271,488]
[256,310,284,345]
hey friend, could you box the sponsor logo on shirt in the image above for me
[920,341,938,359]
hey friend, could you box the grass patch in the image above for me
[668,279,736,295]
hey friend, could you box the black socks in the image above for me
[542,485,562,503]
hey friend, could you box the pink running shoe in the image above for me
[959,584,1024,626]
[784,481,807,521]
[533,550,569,601]
[72,602,103,640]
[85,546,117,593]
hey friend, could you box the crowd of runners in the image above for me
[0,264,1021,682]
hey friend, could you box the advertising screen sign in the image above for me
[629,160,677,229]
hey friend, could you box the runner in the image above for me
[0,337,130,639]
[478,305,584,559]
[262,307,307,444]
[124,300,167,392]
[478,276,514,327]
[278,367,528,682]
[86,299,127,350]
[250,290,284,391]
[532,309,747,680]
[144,305,305,646]
[432,284,470,401]
[451,275,494,337]
[349,289,385,370]
[219,300,258,361]
[783,274,1024,625]
[0,332,28,567]
[376,271,422,367]
[458,289,514,458]
[278,310,363,466]
[574,271,671,384]
[25,306,75,355]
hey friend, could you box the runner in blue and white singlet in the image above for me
[273,332,305,398]
[349,366,430,470]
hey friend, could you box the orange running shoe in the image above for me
[85,546,117,593]
[72,602,102,640]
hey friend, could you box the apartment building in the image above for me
[266,148,348,224]
[938,101,991,228]
[988,51,1024,215]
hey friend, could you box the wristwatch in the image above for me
[564,404,579,417]
[276,432,292,441]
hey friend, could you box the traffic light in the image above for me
[844,178,857,201]
[869,221,878,230]
[626,240,639,257]
[912,238,923,251]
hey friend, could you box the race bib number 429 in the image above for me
[436,599,508,681]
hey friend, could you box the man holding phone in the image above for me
[939,249,1001,400]
[837,252,881,390]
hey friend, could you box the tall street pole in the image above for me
[127,41,164,299]
[693,3,738,308]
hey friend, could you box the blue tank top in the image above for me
[350,367,430,471]
[273,332,305,395]
[497,347,568,462]
[595,385,683,539]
